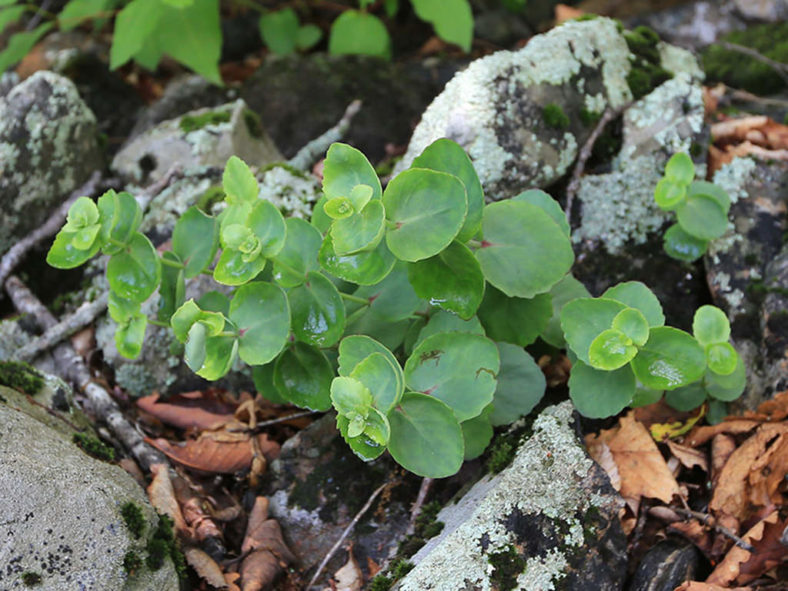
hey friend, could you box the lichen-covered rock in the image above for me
[0,71,103,255]
[395,402,626,591]
[732,0,788,21]
[111,99,281,185]
[0,393,179,590]
[630,2,745,47]
[395,18,634,199]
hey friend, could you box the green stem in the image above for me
[160,256,185,270]
[108,237,127,249]
[340,292,371,306]
[148,318,170,328]
[218,330,239,338]
[467,239,482,249]
[345,305,369,326]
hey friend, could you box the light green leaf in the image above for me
[489,344,545,426]
[663,223,707,262]
[331,376,373,416]
[247,200,287,258]
[295,24,322,51]
[704,356,746,401]
[687,181,730,214]
[328,10,391,59]
[336,408,388,461]
[59,0,110,30]
[272,217,321,287]
[172,206,219,278]
[611,308,649,347]
[569,361,635,418]
[588,329,638,370]
[109,0,161,69]
[331,199,386,256]
[0,22,53,72]
[477,286,551,347]
[676,195,728,241]
[288,271,346,348]
[0,6,25,36]
[195,333,239,380]
[706,342,738,376]
[350,352,403,413]
[213,248,266,286]
[337,335,403,393]
[274,344,333,411]
[223,156,259,204]
[630,326,706,391]
[47,227,101,269]
[654,178,686,211]
[228,282,290,365]
[97,190,142,254]
[310,195,332,234]
[323,143,382,202]
[602,281,665,327]
[511,189,570,238]
[324,197,355,220]
[115,311,147,359]
[318,232,396,286]
[106,233,161,303]
[259,8,299,55]
[664,152,694,185]
[692,305,730,346]
[411,0,472,51]
[560,298,627,364]
[108,292,140,324]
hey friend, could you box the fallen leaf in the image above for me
[146,431,279,474]
[171,473,224,542]
[675,582,751,591]
[225,572,242,591]
[743,390,788,422]
[184,546,228,589]
[147,463,189,536]
[240,497,295,591]
[711,433,737,488]
[667,440,709,472]
[634,400,705,440]
[137,390,237,430]
[332,545,363,591]
[554,4,585,23]
[684,420,761,448]
[588,440,621,491]
[668,519,715,557]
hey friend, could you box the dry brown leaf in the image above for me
[747,433,788,510]
[711,116,770,140]
[667,440,709,472]
[711,434,737,488]
[239,497,295,591]
[146,432,278,474]
[224,572,242,591]
[743,390,788,422]
[171,473,223,542]
[684,420,761,448]
[633,399,702,436]
[332,545,363,591]
[675,582,751,591]
[147,463,189,535]
[587,440,621,491]
[668,520,715,557]
[554,4,585,23]
[137,391,237,430]
[709,142,788,173]
[184,546,228,589]
[586,411,680,503]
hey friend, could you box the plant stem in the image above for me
[108,237,127,249]
[218,330,238,338]
[345,305,369,326]
[340,292,370,306]
[159,256,185,270]
[467,239,482,249]
[148,318,170,328]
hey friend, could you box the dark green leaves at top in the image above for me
[288,271,346,348]
[477,287,552,348]
[560,297,626,364]
[407,241,484,319]
[664,152,694,185]
[228,282,290,365]
[384,168,467,262]
[172,206,219,278]
[272,218,321,288]
[223,156,259,204]
[602,281,665,327]
[328,10,391,59]
[106,233,161,303]
[630,327,706,391]
[411,138,483,242]
[476,200,573,298]
[404,332,499,421]
[322,143,382,203]
[693,305,731,346]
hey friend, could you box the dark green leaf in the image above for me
[461,407,493,460]
[106,232,161,303]
[414,310,484,351]
[477,286,551,347]
[288,271,346,347]
[328,10,391,59]
[663,223,707,262]
[704,356,746,402]
[560,297,627,364]
[676,195,728,241]
[489,344,544,426]
[274,344,333,410]
[353,262,422,322]
[511,189,570,237]
[665,382,706,411]
[252,362,288,404]
[318,233,396,286]
[330,199,385,256]
[172,206,219,278]
[322,143,382,202]
[157,251,185,322]
[272,217,321,287]
[568,361,635,418]
[259,8,299,55]
[228,282,290,365]
[602,281,665,327]
[540,275,590,348]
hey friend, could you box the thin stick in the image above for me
[307,481,388,589]
[407,477,434,536]
[233,410,321,434]
[0,171,102,296]
[15,292,109,361]
[288,100,362,172]
[717,41,788,85]
[135,165,184,212]
[671,505,755,552]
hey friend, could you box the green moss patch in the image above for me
[179,110,232,133]
[21,571,42,586]
[624,26,672,99]
[121,502,146,539]
[73,432,116,462]
[543,103,569,130]
[0,361,44,395]
[123,551,142,575]
[488,545,526,591]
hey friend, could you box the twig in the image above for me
[307,481,388,589]
[287,100,362,172]
[407,477,434,536]
[717,41,788,85]
[728,87,788,108]
[671,506,755,552]
[15,292,109,362]
[564,103,630,225]
[233,410,321,434]
[135,165,184,212]
[4,275,167,471]
[0,171,102,298]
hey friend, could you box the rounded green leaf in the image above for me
[461,408,493,460]
[560,297,627,364]
[707,399,728,425]
[687,181,730,214]
[384,168,467,262]
[411,0,472,51]
[259,8,299,55]
[171,300,216,343]
[322,143,382,202]
[331,199,385,256]
[414,311,484,351]
[706,342,738,376]
[345,311,411,352]
[328,10,391,59]
[272,217,321,287]
[664,152,694,185]
[704,356,746,401]
[64,195,99,231]
[540,275,590,348]
[223,155,259,204]
[477,286,551,348]
[407,241,484,319]
[248,200,287,258]
[324,196,354,220]
[196,334,239,381]
[692,305,730,346]
[228,282,290,365]
[489,343,545,426]
[611,308,649,347]
[97,190,142,253]
[388,392,464,478]
[568,361,635,419]
[288,271,346,347]
[630,326,706,391]
[318,232,396,286]
[676,195,728,241]
[115,312,147,359]
[47,228,102,269]
[411,138,483,242]
[107,232,161,303]
[353,263,422,322]
[184,322,208,373]
[631,385,663,407]
[157,251,186,322]
[273,344,333,411]
[252,363,288,404]
[336,408,389,461]
[476,200,574,298]
[663,223,708,262]
[331,376,373,416]
[511,189,570,237]
[602,281,665,327]
[348,184,373,212]
[665,382,706,411]
[338,335,402,390]
[108,291,141,324]
[295,24,322,50]
[588,329,638,370]
[654,178,687,211]
[404,332,499,421]
[172,206,219,279]
[350,352,403,413]
[213,248,267,286]
[311,195,332,234]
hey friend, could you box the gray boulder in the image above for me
[0,71,102,254]
[395,402,626,591]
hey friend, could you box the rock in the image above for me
[628,539,699,591]
[111,99,281,185]
[394,402,626,591]
[0,71,103,255]
[394,18,635,199]
[629,2,745,48]
[705,157,788,410]
[240,54,461,162]
[732,0,788,21]
[0,389,179,590]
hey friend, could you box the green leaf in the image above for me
[115,311,147,359]
[338,335,402,387]
[323,143,382,202]
[336,409,388,461]
[706,342,738,376]
[676,195,728,241]
[692,305,730,346]
[185,322,208,373]
[288,271,346,348]
[170,300,225,343]
[348,184,374,212]
[331,376,373,416]
[654,178,687,211]
[259,8,299,55]
[97,190,143,254]
[247,200,287,258]
[272,218,321,287]
[611,308,650,347]
[665,382,706,411]
[109,0,161,69]
[172,206,219,278]
[384,168,467,262]
[560,298,627,364]
[664,152,694,185]
[350,352,403,413]
[407,241,484,319]
[194,333,239,380]
[331,199,386,256]
[489,344,545,426]
[707,399,728,424]
[324,197,355,220]
[223,156,259,204]
[318,233,396,286]
[0,6,25,36]
[388,392,464,477]
[414,310,484,351]
[157,251,186,322]
[213,248,267,286]
[461,407,493,460]
[197,291,230,315]
[108,292,140,324]
[353,262,422,322]
[295,24,322,51]
[328,10,391,59]
[704,356,746,401]
[345,311,411,352]
[602,281,665,327]
[630,327,706,391]
[411,0,472,51]
[107,233,161,303]
[59,0,110,31]
[631,385,663,407]
[411,138,483,242]
[511,189,570,238]
[477,287,551,347]
[404,332,499,421]
[252,362,288,404]
[0,22,53,72]
[274,344,333,411]
[228,282,290,365]
[568,361,635,418]
[663,223,708,262]
[687,181,730,214]
[540,275,590,348]
[588,328,638,370]
[311,195,332,234]
[476,200,574,298]
[47,228,101,269]
[63,196,99,232]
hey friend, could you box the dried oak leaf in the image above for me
[675,583,751,591]
[240,497,295,591]
[331,545,363,591]
[667,440,709,472]
[743,390,788,423]
[633,399,704,440]
[137,390,237,430]
[184,546,228,589]
[586,411,680,504]
[171,472,223,542]
[684,420,761,448]
[668,519,715,557]
[147,463,189,536]
[747,432,788,510]
[711,434,737,489]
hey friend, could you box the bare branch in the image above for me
[717,41,788,85]
[288,99,363,172]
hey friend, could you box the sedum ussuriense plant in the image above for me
[47,139,745,478]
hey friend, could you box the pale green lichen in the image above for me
[712,156,757,204]
[658,43,705,80]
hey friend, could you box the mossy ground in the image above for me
[73,432,116,462]
[0,361,44,395]
[624,26,672,99]
[179,110,231,133]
